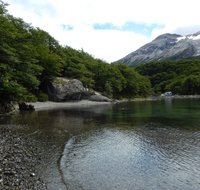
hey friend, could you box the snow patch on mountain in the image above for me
[176,36,186,42]
[188,34,200,40]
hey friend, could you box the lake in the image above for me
[1,98,200,190]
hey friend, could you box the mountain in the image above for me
[117,31,200,66]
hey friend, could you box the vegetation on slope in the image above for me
[0,1,151,112]
[136,57,200,95]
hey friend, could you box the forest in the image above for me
[136,57,200,95]
[0,1,151,112]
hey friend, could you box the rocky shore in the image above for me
[0,100,113,189]
[0,126,47,190]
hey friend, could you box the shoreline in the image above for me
[23,95,200,111]
[10,94,200,112]
[0,100,114,189]
[27,100,113,111]
[126,95,200,102]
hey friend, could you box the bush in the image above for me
[37,92,48,102]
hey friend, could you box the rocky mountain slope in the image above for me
[117,31,200,66]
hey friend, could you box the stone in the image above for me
[18,102,35,111]
[46,78,91,101]
[89,94,112,102]
[30,173,36,177]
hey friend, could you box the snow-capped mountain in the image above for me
[117,31,200,66]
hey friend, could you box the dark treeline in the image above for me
[136,57,200,95]
[0,0,151,112]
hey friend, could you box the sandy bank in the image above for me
[17,95,200,111]
[27,100,113,111]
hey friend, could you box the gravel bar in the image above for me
[0,126,47,190]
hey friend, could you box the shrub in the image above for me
[37,92,48,102]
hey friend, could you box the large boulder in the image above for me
[47,78,90,101]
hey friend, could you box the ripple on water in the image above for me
[59,126,200,190]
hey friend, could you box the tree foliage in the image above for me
[0,0,151,110]
[136,58,200,95]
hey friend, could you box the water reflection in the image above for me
[0,104,114,142]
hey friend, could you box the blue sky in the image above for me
[93,22,164,37]
[5,0,200,62]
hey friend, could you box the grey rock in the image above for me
[89,94,112,102]
[117,31,200,66]
[30,173,36,177]
[47,78,90,101]
[18,102,35,111]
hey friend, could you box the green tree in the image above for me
[117,64,151,98]
[137,58,200,95]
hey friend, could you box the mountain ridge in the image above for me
[117,31,200,66]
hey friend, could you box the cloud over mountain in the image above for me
[6,0,200,62]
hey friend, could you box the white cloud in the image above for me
[5,0,200,62]
[56,26,148,62]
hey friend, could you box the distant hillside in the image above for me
[117,31,200,66]
[136,58,200,95]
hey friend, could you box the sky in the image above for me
[5,0,200,62]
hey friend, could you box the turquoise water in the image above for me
[1,98,200,190]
